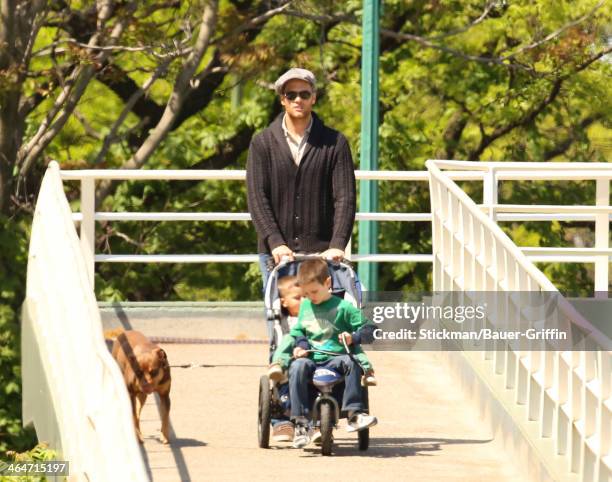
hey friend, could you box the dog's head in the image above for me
[115,332,171,394]
[135,347,169,394]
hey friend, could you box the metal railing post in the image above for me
[595,178,610,298]
[483,167,498,220]
[80,178,96,288]
[358,0,380,291]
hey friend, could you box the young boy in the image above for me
[268,276,302,442]
[278,275,302,328]
[273,258,378,449]
[269,275,377,384]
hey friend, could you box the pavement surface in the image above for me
[135,344,523,482]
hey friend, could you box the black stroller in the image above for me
[257,255,371,455]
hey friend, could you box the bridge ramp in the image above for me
[137,344,522,482]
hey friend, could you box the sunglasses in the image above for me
[283,90,313,101]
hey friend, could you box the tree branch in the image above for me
[544,115,601,160]
[468,46,612,160]
[502,0,605,60]
[441,111,469,159]
[94,58,171,165]
[427,1,498,41]
[217,1,292,41]
[469,78,563,160]
[285,2,605,74]
[17,1,137,179]
[74,109,103,140]
[95,0,218,204]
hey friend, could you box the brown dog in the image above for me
[111,330,171,444]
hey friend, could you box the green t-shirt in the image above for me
[287,295,373,367]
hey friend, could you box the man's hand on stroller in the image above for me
[293,346,308,358]
[320,248,344,262]
[338,332,353,346]
[272,245,294,264]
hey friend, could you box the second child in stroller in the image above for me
[272,258,378,449]
[268,275,301,442]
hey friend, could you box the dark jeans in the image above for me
[288,356,364,420]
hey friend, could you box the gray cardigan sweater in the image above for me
[246,112,356,254]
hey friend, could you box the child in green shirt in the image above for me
[271,258,378,448]
[269,276,376,383]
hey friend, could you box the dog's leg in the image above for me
[135,392,147,443]
[159,391,171,444]
[130,392,145,444]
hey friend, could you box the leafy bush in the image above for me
[0,215,36,455]
[1,443,58,482]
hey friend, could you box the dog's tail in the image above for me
[103,327,126,340]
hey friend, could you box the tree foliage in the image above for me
[0,0,611,452]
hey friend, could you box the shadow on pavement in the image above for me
[171,437,207,448]
[301,436,493,458]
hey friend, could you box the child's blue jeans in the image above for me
[288,355,364,420]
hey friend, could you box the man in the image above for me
[246,68,356,287]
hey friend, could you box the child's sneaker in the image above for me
[362,369,377,386]
[364,374,377,386]
[267,363,284,383]
[346,412,378,432]
[272,420,294,442]
[292,422,311,448]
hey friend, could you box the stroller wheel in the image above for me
[319,400,335,456]
[258,375,271,448]
[358,428,369,451]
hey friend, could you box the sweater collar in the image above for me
[271,112,324,166]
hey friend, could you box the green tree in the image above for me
[0,0,611,453]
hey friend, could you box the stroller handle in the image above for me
[277,254,354,269]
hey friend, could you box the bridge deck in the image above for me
[136,344,522,482]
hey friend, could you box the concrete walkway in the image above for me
[136,344,523,482]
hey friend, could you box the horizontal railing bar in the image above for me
[61,169,246,181]
[496,214,601,222]
[77,212,433,222]
[358,171,427,180]
[528,256,597,263]
[356,213,431,221]
[94,254,434,263]
[72,211,610,223]
[96,254,259,263]
[350,254,433,262]
[92,212,251,222]
[59,169,484,182]
[60,167,612,184]
[496,171,612,180]
[94,251,610,264]
[357,170,484,181]
[521,247,612,256]
[93,251,608,264]
[433,160,612,171]
[61,169,427,181]
[486,204,612,213]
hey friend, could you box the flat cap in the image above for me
[274,68,316,94]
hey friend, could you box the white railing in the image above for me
[433,160,611,295]
[61,169,457,287]
[427,159,611,482]
[22,161,148,482]
[60,164,610,294]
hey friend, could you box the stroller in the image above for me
[257,255,371,455]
